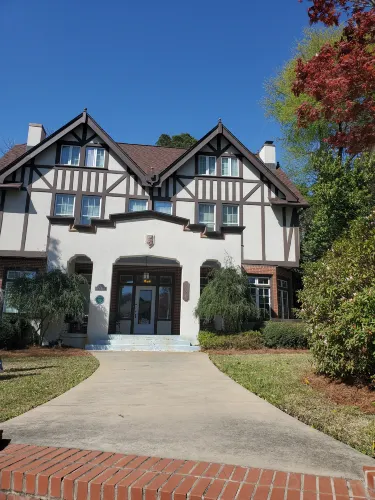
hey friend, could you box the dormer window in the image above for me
[60,145,80,166]
[85,147,105,168]
[221,157,239,177]
[198,156,216,176]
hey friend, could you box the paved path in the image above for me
[2,352,374,478]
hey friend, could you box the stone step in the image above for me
[97,335,193,346]
[85,343,200,352]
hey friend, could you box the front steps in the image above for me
[85,334,200,352]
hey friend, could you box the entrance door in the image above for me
[133,286,156,334]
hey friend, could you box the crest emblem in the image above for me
[146,234,155,248]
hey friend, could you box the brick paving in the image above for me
[0,444,374,500]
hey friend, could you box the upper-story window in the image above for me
[129,199,148,212]
[223,205,239,226]
[221,157,239,176]
[198,156,216,176]
[60,145,80,166]
[154,201,172,215]
[55,194,75,217]
[199,203,215,231]
[81,196,101,225]
[85,147,105,168]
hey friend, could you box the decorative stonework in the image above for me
[95,284,107,291]
[183,281,190,302]
[145,234,155,248]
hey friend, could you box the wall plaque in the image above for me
[95,284,107,291]
[146,234,155,248]
[95,295,105,305]
[183,281,190,302]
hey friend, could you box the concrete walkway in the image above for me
[2,352,374,479]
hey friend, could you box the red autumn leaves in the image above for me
[295,1,375,153]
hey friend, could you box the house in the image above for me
[0,110,308,350]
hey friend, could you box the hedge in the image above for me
[262,321,308,349]
[198,331,263,350]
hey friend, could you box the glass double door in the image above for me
[133,286,156,334]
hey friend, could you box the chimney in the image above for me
[259,140,276,168]
[27,123,46,149]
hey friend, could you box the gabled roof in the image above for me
[0,111,308,206]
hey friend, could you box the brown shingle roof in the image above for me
[118,143,186,175]
[273,168,309,205]
[0,144,26,174]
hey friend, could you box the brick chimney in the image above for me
[259,140,276,168]
[27,123,46,149]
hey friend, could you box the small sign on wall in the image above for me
[183,281,190,302]
[95,295,105,305]
[95,284,107,291]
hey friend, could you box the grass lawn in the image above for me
[0,348,99,422]
[210,352,375,457]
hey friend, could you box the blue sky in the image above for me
[0,0,309,164]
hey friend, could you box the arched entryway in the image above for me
[109,256,182,335]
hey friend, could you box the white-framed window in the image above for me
[277,279,289,319]
[221,157,239,176]
[223,205,239,226]
[249,276,271,319]
[60,145,80,166]
[3,270,36,313]
[55,194,75,217]
[198,203,215,231]
[198,155,216,176]
[85,147,105,168]
[129,199,148,212]
[81,196,101,225]
[154,201,172,215]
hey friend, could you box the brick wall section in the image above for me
[110,266,182,335]
[0,258,47,290]
[242,265,293,319]
[0,444,370,500]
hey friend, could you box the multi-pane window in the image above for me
[158,287,172,320]
[55,194,75,216]
[223,205,239,226]
[249,276,271,319]
[129,199,148,212]
[81,196,101,225]
[60,145,80,166]
[221,157,239,176]
[119,285,133,319]
[3,270,36,313]
[277,279,289,319]
[154,201,172,215]
[85,147,105,168]
[198,204,215,231]
[198,156,216,175]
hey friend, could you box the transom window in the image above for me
[55,194,75,217]
[221,157,239,176]
[129,199,148,212]
[85,147,105,168]
[4,270,36,313]
[198,155,216,176]
[223,205,239,226]
[249,276,271,319]
[198,203,215,231]
[60,145,80,166]
[278,279,288,289]
[81,196,101,225]
[154,201,172,215]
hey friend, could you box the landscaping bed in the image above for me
[0,348,99,422]
[210,352,375,456]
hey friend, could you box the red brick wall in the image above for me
[110,266,182,335]
[242,265,293,319]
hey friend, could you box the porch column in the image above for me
[87,261,113,343]
[180,261,200,345]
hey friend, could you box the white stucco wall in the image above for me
[0,191,26,250]
[48,219,242,344]
[25,192,52,251]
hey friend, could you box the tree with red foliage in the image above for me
[294,1,375,155]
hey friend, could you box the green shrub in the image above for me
[298,215,375,381]
[262,321,308,349]
[0,314,33,350]
[198,330,263,350]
